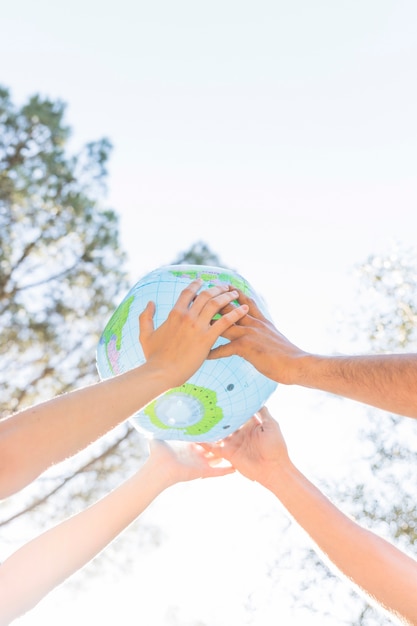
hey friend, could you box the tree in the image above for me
[0,86,135,530]
[173,240,224,266]
[0,115,226,562]
[341,247,417,623]
[0,86,128,416]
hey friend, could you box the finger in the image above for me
[207,325,247,360]
[210,303,248,334]
[212,320,246,341]
[139,301,156,341]
[190,286,237,318]
[174,278,204,311]
[199,441,225,459]
[257,405,273,422]
[218,415,259,447]
[207,343,235,360]
[203,466,235,478]
[204,418,254,453]
[239,414,261,432]
[148,437,164,451]
[254,407,278,434]
[230,288,268,323]
[218,303,261,328]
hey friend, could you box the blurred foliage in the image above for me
[173,240,223,267]
[0,86,128,415]
[0,94,225,577]
[351,246,417,543]
[327,246,417,624]
[0,85,134,533]
[354,247,417,352]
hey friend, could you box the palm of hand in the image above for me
[211,409,289,483]
[148,440,233,484]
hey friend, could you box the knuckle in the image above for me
[169,307,183,323]
[197,289,211,304]
[204,284,227,299]
[181,309,195,325]
[182,284,198,298]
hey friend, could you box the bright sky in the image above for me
[2,1,417,624]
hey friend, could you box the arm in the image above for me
[0,280,248,497]
[0,439,233,625]
[209,290,417,418]
[210,407,417,625]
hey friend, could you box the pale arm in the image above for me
[0,364,170,497]
[0,280,248,497]
[211,407,417,625]
[268,459,417,625]
[0,440,232,625]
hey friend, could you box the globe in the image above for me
[96,264,278,442]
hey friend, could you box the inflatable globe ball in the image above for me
[96,265,278,442]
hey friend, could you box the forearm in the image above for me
[264,463,417,625]
[0,363,169,497]
[0,460,169,625]
[296,353,417,418]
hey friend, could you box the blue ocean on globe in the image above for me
[96,264,278,442]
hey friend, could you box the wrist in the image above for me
[139,455,175,492]
[257,456,298,493]
[130,361,178,398]
[138,360,185,392]
[289,353,326,387]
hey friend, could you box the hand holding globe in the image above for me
[139,279,246,388]
[97,265,278,442]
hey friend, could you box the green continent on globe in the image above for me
[144,383,224,436]
[101,295,135,364]
[170,269,251,295]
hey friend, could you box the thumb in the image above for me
[139,301,156,342]
[208,342,235,360]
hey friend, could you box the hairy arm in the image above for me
[298,353,417,418]
[210,290,417,418]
